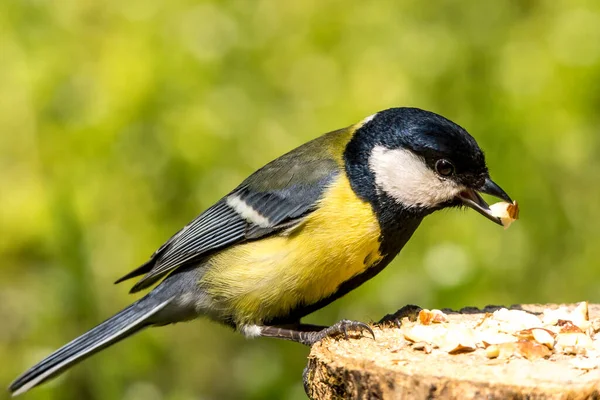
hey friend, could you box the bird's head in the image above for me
[346,107,513,226]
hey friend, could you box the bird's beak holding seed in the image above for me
[457,178,514,226]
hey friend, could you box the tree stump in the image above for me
[304,303,600,400]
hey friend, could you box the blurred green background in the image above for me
[2,0,600,399]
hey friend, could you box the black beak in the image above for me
[457,178,513,226]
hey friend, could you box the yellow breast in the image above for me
[201,174,383,325]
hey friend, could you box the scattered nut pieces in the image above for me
[485,341,551,360]
[489,201,519,229]
[418,309,448,325]
[412,342,433,354]
[397,301,597,363]
[439,325,478,354]
[478,330,517,347]
[401,317,476,354]
[486,345,500,359]
[402,324,445,345]
[542,302,590,331]
[556,332,594,355]
[516,328,556,349]
[558,320,584,334]
[514,340,552,360]
[531,328,556,350]
[491,342,518,359]
[490,308,542,331]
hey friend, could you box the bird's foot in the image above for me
[305,319,375,346]
[377,304,422,328]
[258,319,375,346]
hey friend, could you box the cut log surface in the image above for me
[304,303,600,400]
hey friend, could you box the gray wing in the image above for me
[117,140,340,293]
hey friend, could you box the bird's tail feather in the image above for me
[9,297,171,397]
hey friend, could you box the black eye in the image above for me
[435,159,455,177]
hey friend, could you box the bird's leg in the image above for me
[256,320,375,346]
[377,304,422,328]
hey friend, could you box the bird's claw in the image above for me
[320,319,375,342]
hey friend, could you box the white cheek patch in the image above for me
[369,146,463,208]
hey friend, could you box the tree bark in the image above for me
[304,304,600,400]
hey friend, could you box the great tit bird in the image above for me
[9,107,513,396]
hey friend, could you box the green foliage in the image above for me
[2,1,600,398]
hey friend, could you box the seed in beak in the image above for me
[489,201,519,229]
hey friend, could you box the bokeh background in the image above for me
[2,0,600,399]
